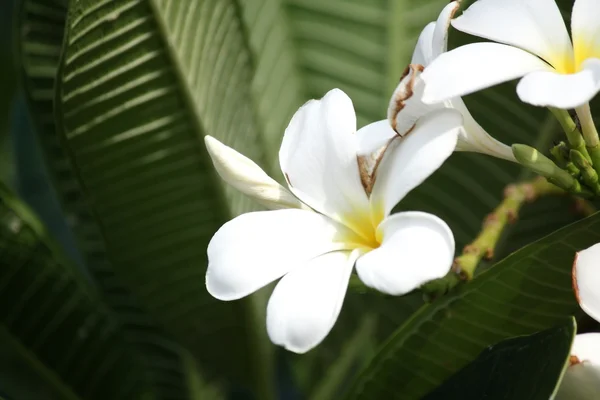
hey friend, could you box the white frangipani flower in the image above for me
[557,243,600,399]
[381,1,515,162]
[421,0,600,110]
[205,89,461,353]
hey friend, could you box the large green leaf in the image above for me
[50,0,280,394]
[15,2,206,399]
[0,184,152,400]
[344,210,600,400]
[424,318,575,400]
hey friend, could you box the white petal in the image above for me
[371,109,461,218]
[450,98,516,162]
[572,0,600,66]
[452,0,573,72]
[279,89,371,233]
[204,136,309,210]
[517,58,600,108]
[355,212,454,295]
[555,333,600,400]
[356,120,397,157]
[266,249,360,353]
[411,23,435,65]
[431,1,461,60]
[206,209,355,301]
[573,242,600,323]
[421,43,552,104]
[388,65,445,138]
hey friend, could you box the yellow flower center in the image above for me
[339,202,385,251]
[553,38,600,74]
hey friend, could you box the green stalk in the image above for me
[550,107,591,161]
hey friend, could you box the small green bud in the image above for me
[512,144,589,196]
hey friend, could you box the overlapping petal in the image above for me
[355,212,455,295]
[371,109,461,218]
[387,65,445,139]
[266,249,360,353]
[422,43,552,104]
[204,136,308,210]
[573,242,600,323]
[279,89,371,233]
[555,333,600,400]
[206,209,356,301]
[517,58,600,108]
[572,0,600,66]
[412,22,436,66]
[451,0,573,72]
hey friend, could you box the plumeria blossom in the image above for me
[205,89,461,353]
[421,0,600,110]
[556,243,600,399]
[374,1,515,162]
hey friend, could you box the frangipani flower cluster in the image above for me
[205,89,461,353]
[204,0,600,357]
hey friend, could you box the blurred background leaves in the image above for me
[0,0,593,399]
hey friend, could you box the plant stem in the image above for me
[575,103,600,176]
[421,177,595,298]
[550,107,591,161]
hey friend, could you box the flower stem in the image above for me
[421,177,595,299]
[550,107,591,162]
[575,103,600,176]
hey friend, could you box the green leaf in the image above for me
[424,318,575,400]
[0,184,152,400]
[50,0,276,395]
[344,210,600,400]
[15,2,207,399]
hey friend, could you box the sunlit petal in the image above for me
[266,249,360,353]
[356,212,454,295]
[422,43,552,104]
[517,58,600,108]
[371,109,461,218]
[572,0,600,65]
[279,89,371,232]
[452,0,573,71]
[204,136,308,210]
[206,209,355,301]
[431,1,461,60]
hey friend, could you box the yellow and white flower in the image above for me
[421,0,600,110]
[205,89,461,353]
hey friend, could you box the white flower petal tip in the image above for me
[421,43,551,104]
[430,1,461,59]
[572,243,600,323]
[204,136,308,211]
[356,211,455,295]
[516,59,600,109]
[555,333,600,400]
[266,250,360,353]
